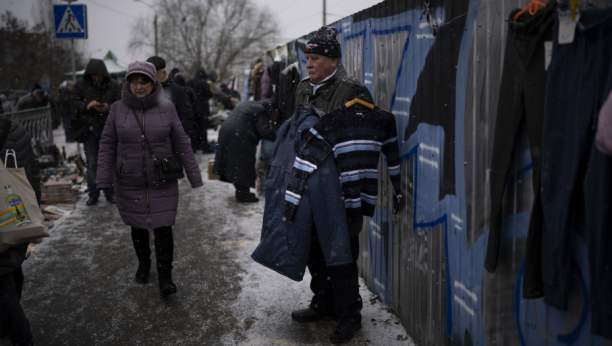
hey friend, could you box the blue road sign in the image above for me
[54,5,87,39]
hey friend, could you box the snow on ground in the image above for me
[197,129,415,345]
[16,126,417,346]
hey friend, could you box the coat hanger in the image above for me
[345,98,374,109]
[514,0,547,21]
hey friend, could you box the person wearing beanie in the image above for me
[294,26,373,114]
[96,60,203,297]
[290,25,374,343]
[70,58,121,206]
[146,56,194,133]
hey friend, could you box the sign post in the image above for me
[53,0,88,82]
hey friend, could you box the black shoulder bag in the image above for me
[131,108,184,181]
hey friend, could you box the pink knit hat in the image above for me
[125,61,157,83]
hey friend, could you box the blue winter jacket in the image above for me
[251,107,353,281]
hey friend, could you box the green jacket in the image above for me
[294,64,373,238]
[294,65,374,114]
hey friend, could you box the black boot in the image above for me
[154,227,176,296]
[131,228,151,283]
[291,308,336,322]
[329,318,362,343]
[86,196,98,206]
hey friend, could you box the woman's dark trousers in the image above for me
[0,267,33,346]
[307,236,362,323]
[131,226,174,287]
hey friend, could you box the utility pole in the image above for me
[154,14,158,55]
[323,0,326,26]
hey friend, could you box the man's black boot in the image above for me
[86,196,98,206]
[291,308,336,323]
[105,194,115,204]
[329,319,361,343]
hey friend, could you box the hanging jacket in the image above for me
[284,105,402,237]
[251,107,353,282]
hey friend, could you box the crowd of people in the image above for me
[1,26,389,345]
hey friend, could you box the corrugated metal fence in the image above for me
[278,0,612,345]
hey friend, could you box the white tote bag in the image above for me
[0,150,49,253]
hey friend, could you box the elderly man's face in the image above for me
[305,54,339,84]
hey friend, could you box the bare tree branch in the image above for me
[128,0,277,79]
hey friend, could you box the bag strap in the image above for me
[130,108,158,161]
[0,117,11,150]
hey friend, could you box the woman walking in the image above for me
[97,61,203,296]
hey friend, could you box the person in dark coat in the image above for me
[16,89,46,111]
[70,58,122,206]
[96,61,203,297]
[174,73,202,153]
[0,108,40,346]
[212,99,277,203]
[188,69,214,153]
[57,81,74,142]
[146,56,194,133]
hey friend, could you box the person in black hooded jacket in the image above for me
[71,58,121,206]
[0,107,40,346]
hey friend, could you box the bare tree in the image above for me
[129,0,277,78]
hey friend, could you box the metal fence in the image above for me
[5,106,54,146]
[279,0,612,345]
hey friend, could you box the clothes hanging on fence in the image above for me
[540,7,612,339]
[272,64,300,132]
[260,64,272,100]
[250,62,264,101]
[283,105,402,232]
[484,0,556,299]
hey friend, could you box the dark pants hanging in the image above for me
[540,7,612,339]
[308,235,362,322]
[485,1,556,299]
[131,226,174,281]
[0,267,33,346]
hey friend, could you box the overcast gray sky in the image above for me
[1,0,383,65]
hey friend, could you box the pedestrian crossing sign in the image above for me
[53,4,87,39]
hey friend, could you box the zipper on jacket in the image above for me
[141,107,152,231]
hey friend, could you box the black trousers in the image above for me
[131,226,174,279]
[0,267,33,346]
[308,236,362,322]
[484,1,556,299]
[540,7,612,339]
[234,183,250,196]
